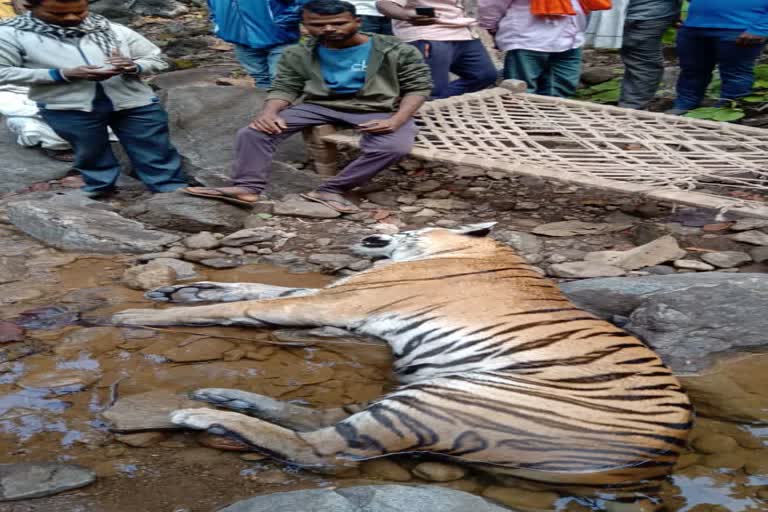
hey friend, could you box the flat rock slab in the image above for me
[162,85,320,197]
[561,273,768,373]
[0,463,95,501]
[532,220,632,237]
[0,124,71,195]
[133,192,250,233]
[6,192,179,253]
[101,390,207,432]
[219,485,514,512]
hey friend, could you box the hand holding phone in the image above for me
[415,6,435,16]
[410,6,438,25]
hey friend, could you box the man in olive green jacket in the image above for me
[184,0,432,213]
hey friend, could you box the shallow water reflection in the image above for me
[0,256,766,512]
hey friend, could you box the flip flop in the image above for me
[181,187,259,207]
[300,192,361,214]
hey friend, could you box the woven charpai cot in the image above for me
[323,80,768,218]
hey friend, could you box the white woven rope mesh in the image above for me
[324,85,768,218]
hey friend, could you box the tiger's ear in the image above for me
[456,222,497,237]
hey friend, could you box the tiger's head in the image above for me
[353,222,498,261]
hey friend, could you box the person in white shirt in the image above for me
[478,0,587,97]
[349,0,393,34]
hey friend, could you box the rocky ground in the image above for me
[1,2,768,511]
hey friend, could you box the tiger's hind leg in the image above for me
[190,388,368,431]
[171,395,453,469]
[145,282,318,303]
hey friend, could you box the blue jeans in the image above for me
[674,27,765,110]
[411,39,498,99]
[504,48,583,97]
[360,15,393,35]
[234,43,291,89]
[40,96,186,194]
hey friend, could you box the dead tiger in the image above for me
[112,223,692,490]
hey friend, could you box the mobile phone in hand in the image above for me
[415,6,435,16]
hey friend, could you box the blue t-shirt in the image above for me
[684,0,768,36]
[317,40,372,94]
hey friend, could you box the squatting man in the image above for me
[183,0,433,213]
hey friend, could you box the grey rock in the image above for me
[307,253,357,272]
[162,85,321,197]
[259,253,304,266]
[560,273,768,372]
[581,67,616,85]
[151,258,199,280]
[0,124,70,195]
[672,259,714,271]
[137,251,185,262]
[200,257,242,269]
[273,199,340,219]
[182,249,224,261]
[413,179,442,193]
[700,251,752,268]
[492,230,543,255]
[644,265,676,275]
[751,246,768,263]
[183,232,221,250]
[7,193,179,253]
[90,0,188,19]
[728,230,768,246]
[0,463,95,501]
[102,390,206,432]
[584,236,686,270]
[548,261,626,278]
[221,229,275,246]
[218,485,511,512]
[729,218,768,231]
[421,199,471,210]
[0,256,27,284]
[135,192,249,233]
[365,191,399,206]
[532,220,632,237]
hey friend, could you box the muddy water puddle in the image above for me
[0,257,767,511]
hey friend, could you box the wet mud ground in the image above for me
[0,255,767,512]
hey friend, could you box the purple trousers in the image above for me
[233,103,417,194]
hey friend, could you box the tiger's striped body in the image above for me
[113,224,692,489]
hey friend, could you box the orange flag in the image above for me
[530,0,612,16]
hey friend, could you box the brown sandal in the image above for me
[300,191,361,214]
[181,187,260,207]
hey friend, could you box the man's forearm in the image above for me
[391,94,426,123]
[376,0,412,20]
[260,99,292,115]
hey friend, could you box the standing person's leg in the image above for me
[619,16,676,109]
[714,29,765,102]
[39,108,119,195]
[446,39,499,97]
[411,40,455,99]
[503,49,549,94]
[546,47,583,97]
[184,104,346,204]
[360,15,393,35]
[107,103,187,193]
[673,27,718,112]
[266,43,292,84]
[305,111,417,212]
[233,44,271,89]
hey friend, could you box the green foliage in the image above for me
[685,106,745,122]
[575,78,622,104]
[686,64,768,122]
[662,1,690,45]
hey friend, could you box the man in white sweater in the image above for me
[0,0,188,197]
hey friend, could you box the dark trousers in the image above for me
[360,15,393,35]
[619,16,677,109]
[674,27,766,111]
[503,48,582,97]
[410,39,498,99]
[233,103,416,195]
[41,101,186,194]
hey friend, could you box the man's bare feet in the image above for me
[300,190,361,213]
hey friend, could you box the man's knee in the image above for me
[365,139,413,158]
[236,126,272,143]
